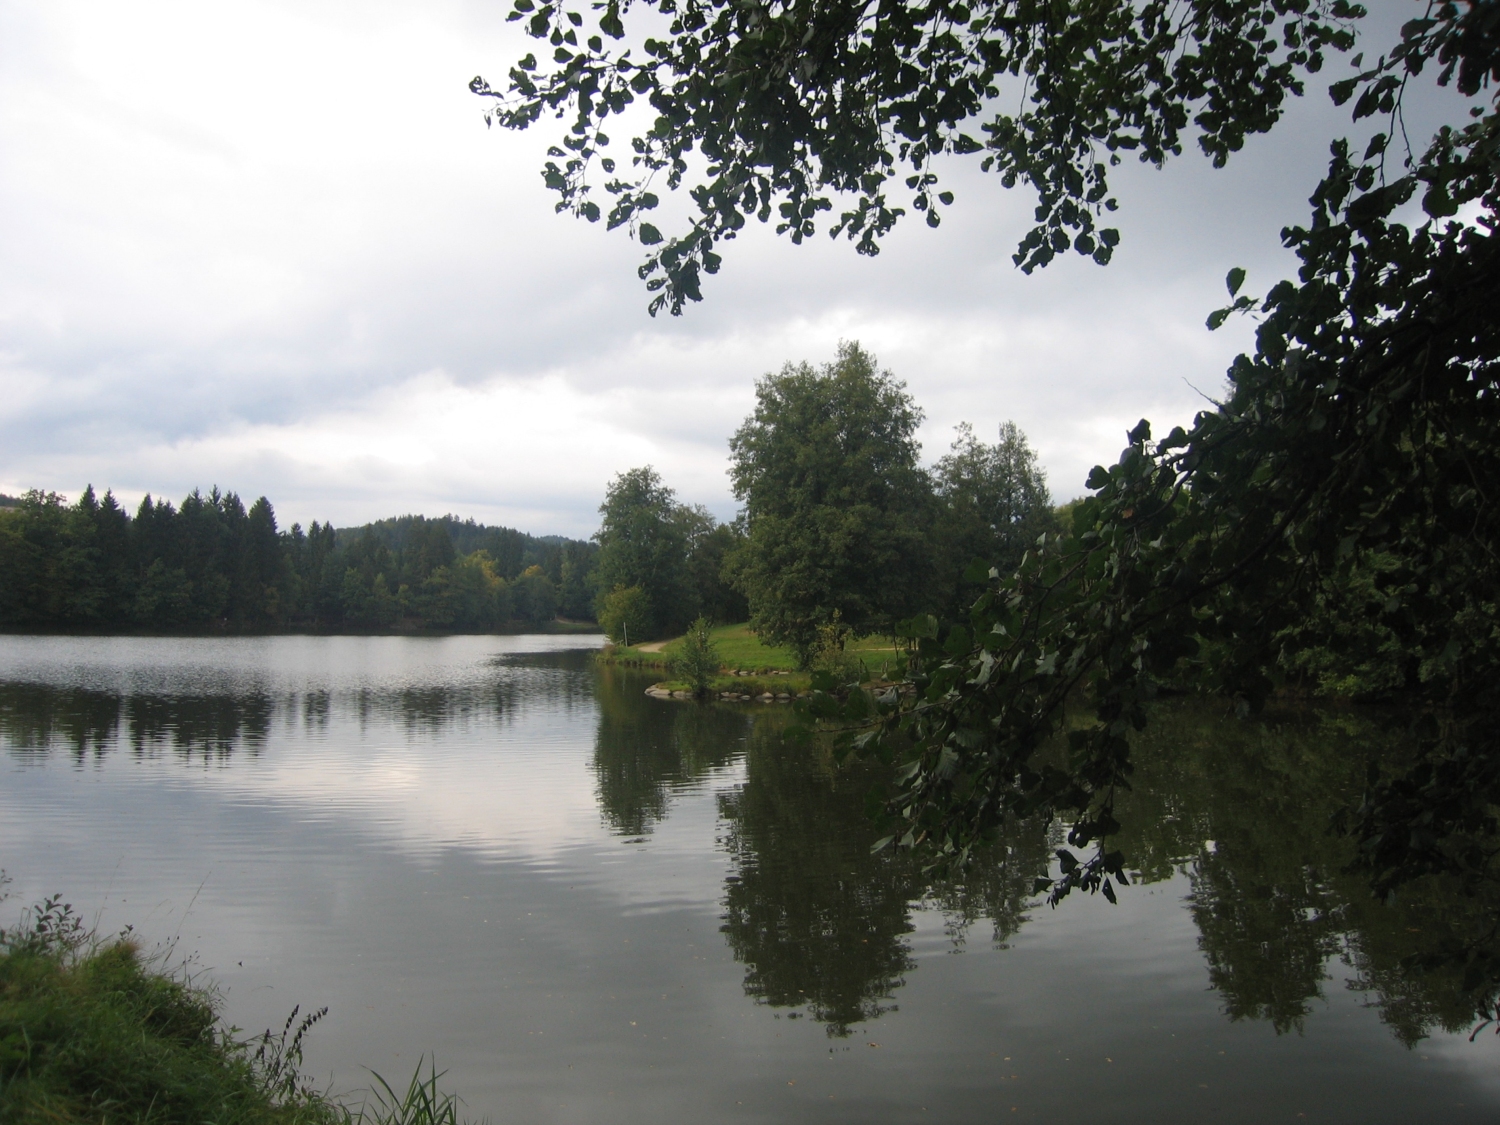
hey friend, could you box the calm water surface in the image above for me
[1,634,1497,1122]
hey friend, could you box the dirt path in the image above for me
[634,638,673,653]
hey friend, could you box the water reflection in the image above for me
[3,641,1497,1053]
[708,694,1500,1043]
[590,664,744,836]
[716,716,1058,1036]
[0,648,601,759]
[0,683,123,758]
[0,683,280,760]
[585,669,1055,1037]
[1120,703,1500,1044]
[718,719,918,1036]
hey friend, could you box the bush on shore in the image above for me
[671,616,722,697]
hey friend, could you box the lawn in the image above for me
[603,622,902,691]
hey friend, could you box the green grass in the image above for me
[846,633,902,673]
[604,621,899,676]
[692,623,802,670]
[604,622,799,672]
[616,622,910,699]
[0,897,478,1125]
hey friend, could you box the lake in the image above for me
[1,634,1497,1122]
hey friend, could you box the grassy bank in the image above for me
[604,622,904,696]
[603,622,800,672]
[0,897,473,1125]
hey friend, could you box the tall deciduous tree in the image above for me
[594,466,699,638]
[931,422,1057,619]
[729,342,931,662]
[689,520,749,624]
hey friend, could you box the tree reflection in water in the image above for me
[589,663,745,836]
[712,694,1500,1044]
[5,661,1500,1046]
[718,717,918,1036]
[0,683,124,759]
[0,682,274,760]
[716,713,1055,1036]
[1116,702,1500,1045]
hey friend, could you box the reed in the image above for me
[351,1060,466,1125]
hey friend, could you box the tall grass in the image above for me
[352,1060,466,1125]
[0,889,481,1125]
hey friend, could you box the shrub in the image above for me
[809,615,866,686]
[597,584,650,645]
[672,616,722,697]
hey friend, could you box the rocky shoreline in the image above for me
[645,683,800,703]
[646,668,801,703]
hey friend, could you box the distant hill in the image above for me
[334,514,593,583]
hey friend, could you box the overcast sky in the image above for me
[0,1,1466,537]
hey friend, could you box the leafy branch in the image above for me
[476,0,1363,313]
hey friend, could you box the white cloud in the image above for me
[152,369,740,534]
[0,0,1474,529]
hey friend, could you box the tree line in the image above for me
[592,341,1057,662]
[0,487,598,632]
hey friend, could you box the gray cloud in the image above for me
[0,0,1477,533]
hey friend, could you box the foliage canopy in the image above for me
[594,467,700,639]
[485,0,1500,922]
[476,0,1363,312]
[931,421,1057,619]
[593,466,745,638]
[728,342,932,663]
[803,4,1500,910]
[0,488,585,633]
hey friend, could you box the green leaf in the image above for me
[897,613,940,640]
[1225,267,1246,297]
[962,558,993,584]
[638,222,663,245]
